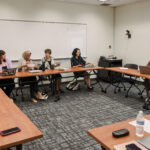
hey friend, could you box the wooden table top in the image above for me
[0,66,103,79]
[87,115,150,150]
[106,67,150,79]
[0,89,43,149]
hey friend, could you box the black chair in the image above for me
[114,64,142,98]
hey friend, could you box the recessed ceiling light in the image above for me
[98,0,108,2]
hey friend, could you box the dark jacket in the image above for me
[71,56,86,67]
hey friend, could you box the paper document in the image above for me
[114,140,148,150]
[120,67,128,70]
[129,119,150,133]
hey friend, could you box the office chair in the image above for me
[114,64,142,98]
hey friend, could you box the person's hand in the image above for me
[87,62,94,67]
[77,64,82,67]
[22,64,28,68]
[0,70,2,73]
[34,64,38,69]
[73,65,82,67]
[55,64,60,67]
[26,61,30,64]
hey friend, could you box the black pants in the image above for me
[0,79,15,97]
[19,77,39,99]
[74,71,88,78]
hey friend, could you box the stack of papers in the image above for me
[129,119,150,133]
[120,67,128,70]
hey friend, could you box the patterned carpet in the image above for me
[12,82,150,150]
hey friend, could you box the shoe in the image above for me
[54,95,60,102]
[87,86,94,91]
[36,94,47,100]
[31,98,38,103]
[59,89,65,93]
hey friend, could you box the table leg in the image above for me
[101,146,106,150]
[92,70,104,92]
[52,78,60,102]
[143,98,150,110]
[16,144,22,150]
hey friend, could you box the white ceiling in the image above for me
[55,0,143,7]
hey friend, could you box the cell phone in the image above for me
[0,127,21,136]
[126,144,141,150]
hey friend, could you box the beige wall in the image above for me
[114,0,150,66]
[0,0,114,69]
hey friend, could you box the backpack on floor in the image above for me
[66,79,80,91]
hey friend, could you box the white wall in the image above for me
[0,0,114,69]
[114,0,150,66]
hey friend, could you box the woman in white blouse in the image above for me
[18,50,46,103]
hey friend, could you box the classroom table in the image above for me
[0,66,104,101]
[103,67,146,95]
[105,67,150,79]
[104,67,150,108]
[87,115,150,150]
[0,89,43,150]
[0,66,103,79]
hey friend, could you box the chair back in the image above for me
[124,64,138,70]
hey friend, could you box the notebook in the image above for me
[137,136,150,149]
[114,141,148,150]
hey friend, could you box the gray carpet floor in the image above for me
[12,82,150,150]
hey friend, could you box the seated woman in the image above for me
[0,50,15,97]
[71,48,93,90]
[18,50,45,103]
[41,49,64,93]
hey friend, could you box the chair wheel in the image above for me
[114,91,117,94]
[101,146,106,150]
[143,103,149,110]
[124,89,126,91]
[118,88,121,92]
[54,95,60,102]
[140,96,143,99]
[103,90,107,94]
[125,95,128,98]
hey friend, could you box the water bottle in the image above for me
[136,111,144,137]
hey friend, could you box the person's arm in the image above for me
[71,57,82,67]
[52,57,59,67]
[17,59,27,72]
[31,60,38,69]
[83,58,93,66]
[6,58,13,69]
[0,66,2,73]
[80,57,86,66]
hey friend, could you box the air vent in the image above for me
[100,3,111,6]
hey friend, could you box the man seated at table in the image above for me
[0,50,15,98]
[71,48,93,90]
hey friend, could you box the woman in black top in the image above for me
[71,48,93,90]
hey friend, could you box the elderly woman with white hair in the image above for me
[18,50,45,103]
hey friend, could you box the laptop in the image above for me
[137,136,150,150]
[83,64,94,68]
[1,68,17,76]
[139,66,150,75]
